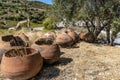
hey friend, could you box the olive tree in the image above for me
[53,0,120,44]
[52,0,81,27]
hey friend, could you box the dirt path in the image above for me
[0,42,120,80]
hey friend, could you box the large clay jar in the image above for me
[0,35,27,62]
[83,32,95,43]
[38,44,60,64]
[43,32,56,41]
[55,33,73,47]
[0,35,14,50]
[0,49,7,63]
[1,47,43,80]
[0,35,15,62]
[79,31,87,40]
[14,33,30,47]
[32,38,61,64]
[0,35,26,49]
[65,29,79,43]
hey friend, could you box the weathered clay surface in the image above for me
[1,47,43,80]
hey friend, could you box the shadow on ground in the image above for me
[56,57,73,66]
[29,66,60,80]
[30,57,73,80]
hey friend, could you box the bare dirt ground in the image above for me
[0,42,120,80]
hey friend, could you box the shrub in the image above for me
[43,18,56,30]
[111,17,120,36]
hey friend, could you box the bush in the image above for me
[111,17,120,36]
[43,18,56,30]
[30,12,45,24]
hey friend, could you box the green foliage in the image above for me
[0,29,15,36]
[0,0,49,28]
[53,0,120,42]
[111,18,120,36]
[53,0,81,22]
[6,20,18,27]
[30,11,45,24]
[43,18,56,30]
[28,1,51,9]
[53,0,119,23]
[30,22,43,28]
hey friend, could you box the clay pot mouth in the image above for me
[4,47,38,57]
[35,38,53,45]
[64,30,68,34]
[10,36,26,46]
[1,35,26,47]
[2,35,14,42]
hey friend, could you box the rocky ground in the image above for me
[0,37,120,80]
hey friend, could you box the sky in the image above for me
[37,0,52,4]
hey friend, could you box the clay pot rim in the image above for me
[34,43,58,46]
[1,35,14,42]
[3,47,39,58]
[35,37,54,45]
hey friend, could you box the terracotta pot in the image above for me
[1,35,14,42]
[83,32,95,43]
[0,35,14,50]
[33,44,60,64]
[14,33,30,47]
[10,36,26,47]
[0,41,11,50]
[0,35,27,63]
[32,38,61,64]
[0,49,7,63]
[0,35,26,49]
[65,29,79,43]
[1,47,43,80]
[43,32,56,40]
[79,31,87,40]
[0,36,12,63]
[55,33,73,47]
[35,38,53,45]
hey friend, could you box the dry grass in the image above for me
[0,42,120,80]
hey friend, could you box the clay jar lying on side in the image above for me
[83,32,95,43]
[65,29,79,44]
[1,47,43,80]
[79,31,95,43]
[79,31,87,40]
[32,38,61,64]
[55,33,74,48]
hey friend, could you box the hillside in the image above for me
[0,0,51,28]
[29,1,51,9]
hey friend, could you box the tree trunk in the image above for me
[110,31,117,46]
[94,27,104,41]
[106,26,111,44]
[85,21,91,32]
[110,34,115,46]
[94,16,103,41]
